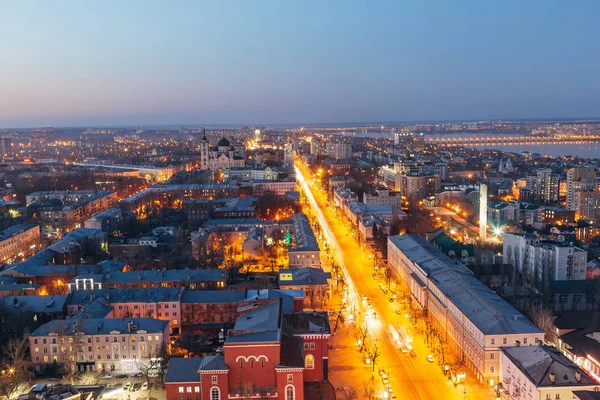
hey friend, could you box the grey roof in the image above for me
[165,358,203,383]
[86,268,227,284]
[68,287,183,306]
[0,295,67,313]
[181,290,247,304]
[282,312,331,335]
[226,329,280,343]
[31,317,169,336]
[279,267,331,286]
[0,282,40,292]
[246,289,302,313]
[233,301,281,331]
[502,346,596,387]
[0,224,38,241]
[288,213,320,253]
[199,354,228,371]
[1,262,119,278]
[389,234,542,336]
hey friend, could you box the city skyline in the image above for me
[2,1,600,127]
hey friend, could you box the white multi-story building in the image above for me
[566,167,597,212]
[29,317,169,373]
[287,213,320,268]
[252,180,297,196]
[378,165,402,191]
[388,234,543,386]
[503,232,588,281]
[325,141,352,160]
[500,346,598,400]
[363,188,402,209]
[333,187,358,207]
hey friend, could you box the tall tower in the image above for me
[254,129,261,143]
[479,183,488,241]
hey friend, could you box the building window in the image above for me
[305,354,314,369]
[178,387,184,393]
[490,339,495,345]
[210,387,220,400]
[490,354,495,360]
[212,376,218,384]
[194,387,200,393]
[310,342,315,350]
[287,374,293,383]
[490,366,495,373]
[186,387,192,393]
[285,385,295,400]
[502,338,507,345]
[523,338,528,344]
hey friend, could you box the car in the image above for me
[382,377,388,385]
[400,345,408,353]
[372,274,378,280]
[389,297,394,302]
[362,294,367,302]
[395,310,402,315]
[132,372,143,378]
[116,373,128,379]
[410,349,417,357]
[381,288,388,294]
[148,372,159,378]
[123,382,133,391]
[378,368,385,376]
[426,354,434,363]
[141,382,149,391]
[100,374,112,380]
[132,383,141,391]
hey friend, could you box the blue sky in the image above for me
[1,0,599,127]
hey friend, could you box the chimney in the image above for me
[549,372,556,384]
[576,371,582,382]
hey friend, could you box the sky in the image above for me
[1,0,600,128]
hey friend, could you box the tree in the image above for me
[340,387,358,400]
[137,344,168,396]
[0,335,32,400]
[363,380,377,400]
[331,301,346,333]
[357,322,370,352]
[384,267,393,289]
[530,305,554,341]
[370,339,381,372]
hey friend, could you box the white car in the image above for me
[100,374,112,379]
[141,382,149,391]
[426,354,435,362]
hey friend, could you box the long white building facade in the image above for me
[388,234,543,387]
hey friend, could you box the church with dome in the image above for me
[199,135,245,171]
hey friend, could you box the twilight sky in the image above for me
[1,0,600,127]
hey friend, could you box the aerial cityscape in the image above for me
[1,2,600,400]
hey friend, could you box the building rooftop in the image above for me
[389,234,542,336]
[68,287,183,306]
[165,358,203,383]
[289,213,320,253]
[0,295,67,313]
[0,224,38,241]
[282,312,331,335]
[31,317,169,336]
[502,346,595,387]
[279,267,331,286]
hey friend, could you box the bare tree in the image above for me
[357,322,370,352]
[370,339,381,372]
[530,305,554,341]
[363,380,377,400]
[0,334,32,400]
[137,344,167,396]
[340,387,358,400]
[331,301,346,333]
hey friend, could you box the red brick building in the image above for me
[166,300,330,400]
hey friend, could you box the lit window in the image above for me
[212,376,218,384]
[305,354,314,369]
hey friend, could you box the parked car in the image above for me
[132,372,143,378]
[141,382,149,391]
[116,373,128,379]
[123,382,133,391]
[132,382,141,391]
[100,374,112,380]
[426,354,434,362]
[389,297,394,302]
[410,349,417,357]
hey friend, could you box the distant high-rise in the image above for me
[520,168,559,204]
[566,167,597,211]
[325,140,352,160]
[254,129,261,143]
[479,183,488,241]
[394,132,400,146]
[0,136,12,158]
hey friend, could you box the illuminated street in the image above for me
[296,161,495,400]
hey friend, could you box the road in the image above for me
[296,162,494,400]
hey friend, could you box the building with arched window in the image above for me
[165,300,332,400]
